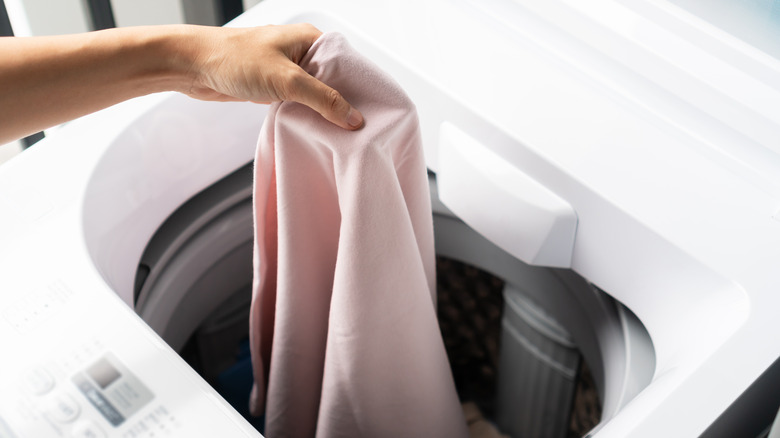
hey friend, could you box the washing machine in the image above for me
[1,0,780,437]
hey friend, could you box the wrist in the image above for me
[121,24,202,95]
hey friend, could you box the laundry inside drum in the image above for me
[436,256,601,438]
[131,165,653,437]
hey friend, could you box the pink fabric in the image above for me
[248,33,467,438]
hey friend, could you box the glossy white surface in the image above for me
[437,122,578,268]
[0,140,261,436]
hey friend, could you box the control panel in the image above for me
[0,340,182,438]
[0,273,260,438]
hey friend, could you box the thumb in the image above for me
[289,68,364,130]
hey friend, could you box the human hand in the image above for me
[183,23,363,130]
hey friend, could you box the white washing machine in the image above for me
[1,0,780,437]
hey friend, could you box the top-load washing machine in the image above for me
[1,0,780,437]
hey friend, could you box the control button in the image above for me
[70,420,106,438]
[24,368,55,395]
[72,374,125,426]
[45,393,81,423]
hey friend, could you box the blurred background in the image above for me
[0,0,262,165]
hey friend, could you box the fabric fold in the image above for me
[249,32,467,438]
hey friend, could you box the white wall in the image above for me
[243,0,262,11]
[5,0,89,36]
[110,0,185,27]
[5,0,239,35]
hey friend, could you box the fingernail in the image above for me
[346,108,363,128]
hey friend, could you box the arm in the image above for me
[0,23,363,145]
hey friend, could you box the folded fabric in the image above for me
[248,32,467,438]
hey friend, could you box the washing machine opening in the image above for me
[130,162,655,437]
[436,255,602,437]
